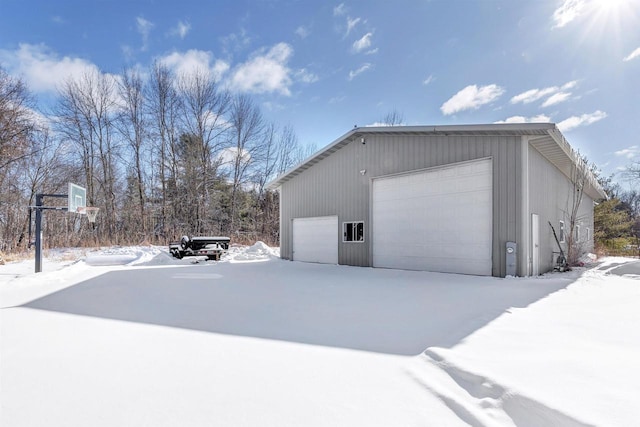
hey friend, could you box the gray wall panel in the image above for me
[527,145,595,273]
[279,133,524,276]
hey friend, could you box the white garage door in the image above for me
[372,158,492,275]
[292,216,339,264]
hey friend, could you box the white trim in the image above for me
[521,136,530,275]
[531,213,540,276]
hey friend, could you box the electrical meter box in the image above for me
[506,242,517,277]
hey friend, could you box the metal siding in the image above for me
[527,145,596,274]
[528,146,562,273]
[279,134,522,276]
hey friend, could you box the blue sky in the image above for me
[1,0,639,182]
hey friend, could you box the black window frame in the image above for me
[343,221,365,243]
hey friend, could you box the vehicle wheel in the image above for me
[180,235,190,250]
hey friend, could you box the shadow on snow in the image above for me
[23,260,576,356]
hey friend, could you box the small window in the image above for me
[343,221,364,242]
[575,225,581,242]
[586,227,590,241]
[559,221,565,243]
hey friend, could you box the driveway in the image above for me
[0,258,584,427]
[19,260,569,355]
[609,260,640,277]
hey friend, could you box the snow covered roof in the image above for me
[266,123,607,200]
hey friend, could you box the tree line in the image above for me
[0,64,315,255]
[2,62,638,260]
[595,171,640,257]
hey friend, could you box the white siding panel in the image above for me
[372,159,492,275]
[292,216,339,264]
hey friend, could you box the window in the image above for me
[343,221,364,242]
[575,225,581,242]
[559,221,565,243]
[586,227,590,241]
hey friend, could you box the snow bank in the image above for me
[410,266,640,426]
[84,246,167,266]
[228,241,279,262]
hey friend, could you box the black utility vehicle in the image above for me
[169,236,231,260]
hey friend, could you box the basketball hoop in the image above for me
[77,206,100,223]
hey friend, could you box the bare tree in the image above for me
[227,94,265,230]
[2,61,310,254]
[254,122,278,197]
[380,109,404,126]
[178,68,231,233]
[116,68,148,236]
[147,62,182,238]
[566,153,599,265]
[0,70,66,255]
[55,70,120,241]
[0,67,37,172]
[275,124,305,176]
[626,161,640,183]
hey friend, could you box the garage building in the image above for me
[266,124,606,277]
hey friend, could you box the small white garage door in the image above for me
[372,158,492,275]
[292,216,339,264]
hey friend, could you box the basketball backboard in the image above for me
[68,183,86,213]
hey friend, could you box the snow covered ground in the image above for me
[1,245,639,426]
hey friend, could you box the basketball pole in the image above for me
[32,193,69,273]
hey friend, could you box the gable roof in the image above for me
[266,123,607,200]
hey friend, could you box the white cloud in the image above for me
[615,145,640,159]
[230,43,293,96]
[137,17,154,50]
[494,114,552,124]
[562,80,578,90]
[557,110,607,132]
[221,29,251,54]
[511,86,558,104]
[0,43,99,93]
[542,91,572,107]
[294,68,319,83]
[440,84,505,115]
[333,3,346,16]
[623,47,640,62]
[511,80,579,106]
[212,60,231,79]
[423,74,435,86]
[367,122,398,127]
[219,146,251,165]
[121,45,135,61]
[170,21,191,39]
[295,25,310,38]
[346,17,361,35]
[352,32,373,53]
[348,63,372,80]
[159,50,229,80]
[552,0,586,28]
